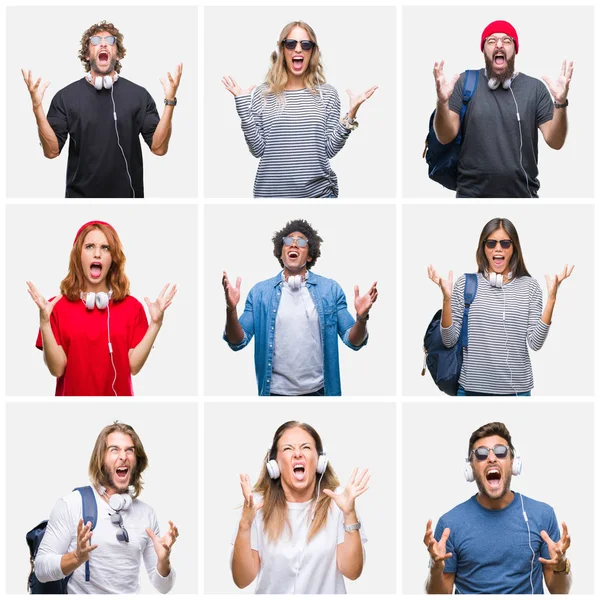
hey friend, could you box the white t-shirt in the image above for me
[34,487,175,594]
[235,491,367,594]
[271,280,324,395]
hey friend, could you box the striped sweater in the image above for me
[441,273,550,394]
[234,84,351,198]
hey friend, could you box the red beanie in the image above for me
[73,221,117,245]
[481,20,519,54]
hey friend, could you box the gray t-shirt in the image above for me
[449,69,554,198]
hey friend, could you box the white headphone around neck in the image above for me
[282,270,308,291]
[81,289,113,310]
[464,449,522,482]
[486,70,517,90]
[86,72,119,90]
[486,271,512,288]
[97,485,134,510]
[266,447,328,479]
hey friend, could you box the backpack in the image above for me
[26,486,98,594]
[422,273,478,395]
[423,69,479,191]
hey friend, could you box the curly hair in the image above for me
[254,421,340,542]
[78,21,126,74]
[88,422,149,499]
[468,422,515,458]
[272,219,323,270]
[265,21,325,96]
[60,222,130,301]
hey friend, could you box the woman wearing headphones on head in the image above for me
[232,421,369,593]
[427,217,573,396]
[27,220,176,396]
[222,20,377,198]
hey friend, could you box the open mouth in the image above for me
[288,251,299,259]
[492,255,505,267]
[291,56,304,72]
[493,52,506,67]
[115,466,129,481]
[292,463,306,481]
[90,262,103,279]
[98,51,110,64]
[486,468,501,489]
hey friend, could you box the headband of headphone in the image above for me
[74,221,117,245]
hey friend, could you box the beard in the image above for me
[103,466,135,494]
[474,468,512,500]
[90,57,117,76]
[484,52,516,85]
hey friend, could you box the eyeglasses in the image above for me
[484,239,513,249]
[110,511,129,543]
[282,39,315,51]
[90,35,116,46]
[485,36,514,47]
[282,236,309,248]
[471,444,510,461]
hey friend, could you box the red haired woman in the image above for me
[27,221,176,396]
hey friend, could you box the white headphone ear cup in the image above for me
[317,453,328,474]
[84,293,96,310]
[266,459,280,479]
[103,75,113,89]
[94,76,103,90]
[95,292,109,309]
[512,455,522,476]
[464,459,474,482]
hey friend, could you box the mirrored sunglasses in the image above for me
[471,444,510,461]
[282,236,308,248]
[90,35,116,46]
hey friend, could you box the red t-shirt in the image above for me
[35,295,149,396]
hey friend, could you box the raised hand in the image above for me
[433,61,459,104]
[424,519,452,568]
[346,85,378,119]
[222,271,242,310]
[545,264,574,299]
[427,265,453,300]
[323,467,370,516]
[354,281,378,319]
[539,522,570,570]
[26,281,62,324]
[74,519,98,564]
[222,75,256,98]
[160,63,183,101]
[239,474,263,529]
[21,69,50,109]
[144,283,177,325]
[146,520,179,563]
[542,61,574,104]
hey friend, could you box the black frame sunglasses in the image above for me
[110,511,129,543]
[484,239,513,250]
[282,39,315,51]
[471,444,511,461]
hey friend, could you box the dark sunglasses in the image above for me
[90,35,116,46]
[282,39,315,51]
[282,236,308,248]
[110,511,129,543]
[471,444,510,461]
[484,239,513,250]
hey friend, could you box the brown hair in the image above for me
[88,422,148,499]
[60,223,130,301]
[265,21,325,96]
[78,21,126,74]
[475,217,530,278]
[254,421,339,542]
[468,422,515,458]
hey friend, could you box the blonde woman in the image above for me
[222,21,377,198]
[232,421,369,593]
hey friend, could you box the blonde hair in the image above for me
[254,421,340,542]
[265,21,326,96]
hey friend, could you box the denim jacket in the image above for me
[224,271,367,395]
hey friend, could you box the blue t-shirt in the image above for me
[434,493,560,594]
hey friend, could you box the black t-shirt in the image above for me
[449,69,554,198]
[47,77,160,198]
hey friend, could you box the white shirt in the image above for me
[239,491,367,594]
[34,487,175,594]
[271,280,324,395]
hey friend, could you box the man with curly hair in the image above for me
[21,21,183,198]
[222,219,378,396]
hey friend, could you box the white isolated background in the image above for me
[204,6,396,199]
[204,203,396,396]
[402,204,594,396]
[5,401,198,594]
[5,204,198,396]
[6,5,198,198]
[402,5,594,198]
[203,401,396,594]
[402,402,594,594]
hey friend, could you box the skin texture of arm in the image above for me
[543,564,572,594]
[426,564,455,594]
[541,265,574,325]
[222,271,245,344]
[539,60,573,150]
[150,63,183,156]
[433,101,460,145]
[335,508,364,580]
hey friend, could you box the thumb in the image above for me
[354,285,359,299]
[146,528,158,542]
[322,489,334,498]
[440,527,451,543]
[255,500,264,511]
[144,297,152,308]
[236,277,242,290]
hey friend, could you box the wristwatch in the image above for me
[356,312,370,322]
[554,99,568,109]
[164,98,178,107]
[553,558,571,574]
[343,521,361,533]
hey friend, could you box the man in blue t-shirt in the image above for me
[424,422,572,594]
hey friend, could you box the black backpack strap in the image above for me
[459,273,478,347]
[74,486,97,583]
